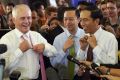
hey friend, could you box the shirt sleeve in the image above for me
[93,37,118,64]
[50,36,67,67]
[0,37,23,70]
[36,33,57,57]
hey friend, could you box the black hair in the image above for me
[82,3,103,21]
[77,1,89,6]
[57,6,68,22]
[63,7,80,18]
[48,17,59,26]
[31,1,45,11]
[6,2,15,7]
[100,1,107,5]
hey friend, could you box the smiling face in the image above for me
[12,5,32,33]
[80,10,98,34]
[63,10,79,33]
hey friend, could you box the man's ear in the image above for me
[77,18,80,24]
[12,17,15,24]
[95,18,100,24]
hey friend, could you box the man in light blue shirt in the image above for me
[50,7,85,80]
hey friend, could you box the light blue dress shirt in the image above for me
[50,27,85,73]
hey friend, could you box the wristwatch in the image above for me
[106,68,111,75]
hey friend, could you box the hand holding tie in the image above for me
[33,43,45,53]
[87,34,97,48]
[63,36,74,52]
[79,35,88,51]
[19,38,31,52]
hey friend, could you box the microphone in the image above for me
[9,71,21,80]
[67,55,90,69]
[0,44,7,54]
[0,59,5,80]
[91,63,108,80]
[67,55,108,80]
[0,44,7,80]
[67,55,81,65]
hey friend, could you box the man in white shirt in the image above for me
[0,4,57,80]
[50,7,85,80]
[77,3,118,80]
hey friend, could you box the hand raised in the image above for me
[79,35,88,50]
[87,34,97,48]
[19,39,31,52]
[33,43,45,53]
[63,36,74,52]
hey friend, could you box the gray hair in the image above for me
[12,4,31,18]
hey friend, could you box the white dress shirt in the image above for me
[50,27,85,74]
[79,27,118,64]
[0,28,57,79]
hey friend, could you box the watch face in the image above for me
[106,68,111,75]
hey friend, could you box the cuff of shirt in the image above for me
[79,49,86,59]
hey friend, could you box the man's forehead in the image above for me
[64,10,76,17]
[80,10,91,18]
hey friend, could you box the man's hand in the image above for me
[19,39,31,52]
[100,75,120,80]
[98,66,108,74]
[63,36,74,52]
[80,61,92,67]
[79,35,88,51]
[77,65,86,76]
[87,34,97,48]
[40,25,49,32]
[33,43,45,53]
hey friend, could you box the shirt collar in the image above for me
[14,28,30,39]
[94,26,103,39]
[65,27,84,38]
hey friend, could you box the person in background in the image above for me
[43,17,64,45]
[5,2,14,15]
[99,1,109,19]
[0,2,8,29]
[55,0,69,7]
[7,12,15,30]
[0,4,57,80]
[32,1,46,27]
[30,9,40,32]
[40,6,58,36]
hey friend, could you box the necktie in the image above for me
[81,45,93,80]
[22,34,47,80]
[29,33,47,80]
[68,37,75,80]
[86,45,93,61]
[40,53,47,80]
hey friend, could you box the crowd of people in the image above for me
[0,0,120,80]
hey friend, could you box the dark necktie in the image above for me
[86,45,93,61]
[81,45,93,80]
